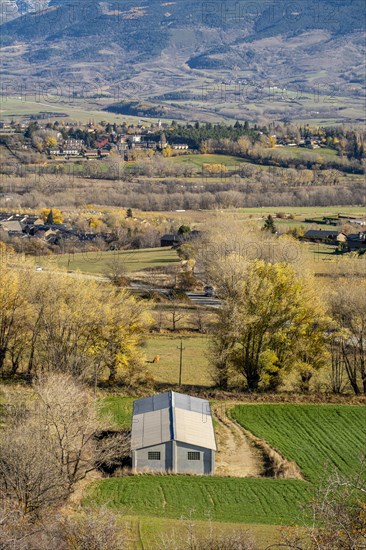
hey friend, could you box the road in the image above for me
[32,270,222,306]
[186,292,221,308]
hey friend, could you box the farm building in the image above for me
[160,233,182,247]
[346,232,366,251]
[131,391,217,474]
[303,230,346,243]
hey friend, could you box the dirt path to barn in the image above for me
[212,404,263,477]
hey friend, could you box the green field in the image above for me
[265,146,338,160]
[40,247,179,274]
[86,476,311,525]
[231,404,366,483]
[91,403,366,530]
[0,97,171,125]
[171,148,339,172]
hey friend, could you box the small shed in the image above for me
[131,391,217,474]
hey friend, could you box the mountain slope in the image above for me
[0,0,365,122]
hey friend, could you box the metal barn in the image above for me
[131,391,217,474]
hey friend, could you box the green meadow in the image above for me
[91,402,365,530]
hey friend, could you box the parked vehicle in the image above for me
[204,285,215,297]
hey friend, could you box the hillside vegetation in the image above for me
[1,0,364,122]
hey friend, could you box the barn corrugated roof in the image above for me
[131,391,217,451]
[304,229,340,239]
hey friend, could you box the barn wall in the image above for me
[134,442,173,472]
[176,442,213,474]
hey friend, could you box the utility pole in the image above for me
[177,337,185,387]
[94,363,98,398]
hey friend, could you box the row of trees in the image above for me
[0,258,152,386]
[1,174,364,213]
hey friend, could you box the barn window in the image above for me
[148,451,161,460]
[188,451,200,461]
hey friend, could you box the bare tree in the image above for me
[0,503,126,550]
[55,507,126,550]
[0,375,128,517]
[0,415,69,516]
[282,458,366,549]
[103,255,129,286]
[193,307,207,334]
[330,337,347,394]
[328,279,366,394]
[167,291,185,331]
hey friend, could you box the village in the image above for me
[0,117,344,163]
[0,118,188,161]
[1,207,365,257]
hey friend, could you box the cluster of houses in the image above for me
[0,118,189,161]
[47,132,189,160]
[0,213,104,245]
[301,214,366,251]
[303,229,366,252]
[159,223,366,253]
[0,212,202,251]
[273,136,324,149]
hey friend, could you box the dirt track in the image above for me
[213,405,263,477]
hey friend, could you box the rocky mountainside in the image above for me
[0,0,365,122]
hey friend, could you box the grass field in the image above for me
[231,404,366,483]
[144,335,212,386]
[40,247,179,274]
[86,476,311,526]
[91,402,366,530]
[171,148,339,171]
[30,217,365,279]
[0,97,171,125]
[136,517,285,550]
[237,206,366,217]
[172,153,248,168]
[265,146,338,160]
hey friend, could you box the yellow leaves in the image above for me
[162,145,172,157]
[40,208,64,224]
[89,216,102,229]
[268,135,277,148]
[0,260,151,383]
[199,141,209,154]
[46,137,58,148]
[203,163,227,174]
[221,257,329,389]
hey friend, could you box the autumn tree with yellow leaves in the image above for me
[40,207,64,224]
[211,260,329,391]
[0,259,152,387]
